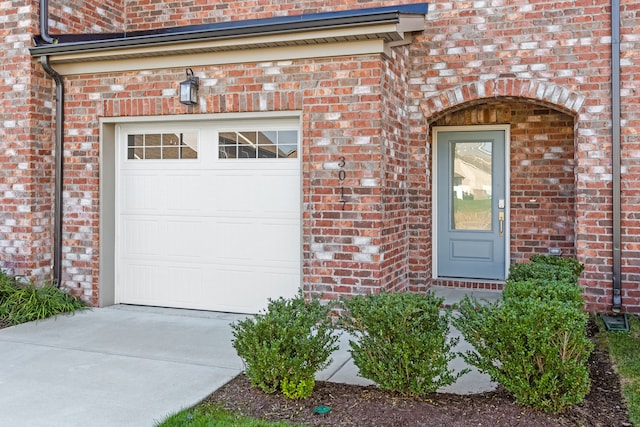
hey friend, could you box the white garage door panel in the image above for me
[209,170,299,217]
[165,175,203,212]
[120,263,160,301]
[120,263,205,309]
[119,259,299,313]
[122,219,161,256]
[212,174,255,213]
[166,266,204,304]
[116,121,301,313]
[257,173,300,214]
[211,220,259,261]
[201,219,299,263]
[212,267,298,313]
[257,222,301,262]
[121,173,204,213]
[166,220,203,258]
[121,174,164,211]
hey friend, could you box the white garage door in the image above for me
[115,119,300,313]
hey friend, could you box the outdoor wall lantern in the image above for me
[179,68,199,105]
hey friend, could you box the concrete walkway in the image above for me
[0,288,500,426]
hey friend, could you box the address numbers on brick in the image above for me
[338,156,346,210]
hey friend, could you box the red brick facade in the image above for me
[122,1,424,30]
[0,2,53,280]
[2,0,639,313]
[48,0,124,33]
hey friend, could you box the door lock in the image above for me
[498,211,505,237]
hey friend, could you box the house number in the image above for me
[338,156,346,210]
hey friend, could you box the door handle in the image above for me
[498,211,505,237]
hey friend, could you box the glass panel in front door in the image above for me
[451,142,492,231]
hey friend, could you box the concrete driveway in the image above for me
[0,305,246,427]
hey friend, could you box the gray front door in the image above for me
[436,130,506,280]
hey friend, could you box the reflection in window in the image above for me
[218,130,298,159]
[127,132,198,160]
[451,141,492,231]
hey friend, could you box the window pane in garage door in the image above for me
[219,130,298,159]
[127,132,198,160]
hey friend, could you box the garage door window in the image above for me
[219,130,298,159]
[127,132,198,160]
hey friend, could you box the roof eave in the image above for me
[30,7,427,58]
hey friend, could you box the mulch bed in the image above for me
[205,323,631,426]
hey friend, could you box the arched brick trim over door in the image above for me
[419,78,585,120]
[431,99,577,264]
[414,77,619,313]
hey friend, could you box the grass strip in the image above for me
[601,314,640,426]
[156,403,300,427]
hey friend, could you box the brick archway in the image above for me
[419,78,586,120]
[412,78,588,292]
[429,98,577,263]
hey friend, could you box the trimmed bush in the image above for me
[502,279,584,311]
[507,262,576,283]
[455,254,592,412]
[508,255,584,283]
[231,293,339,399]
[454,295,592,412]
[529,255,585,278]
[340,292,466,396]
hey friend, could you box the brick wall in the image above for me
[57,56,396,303]
[620,0,640,313]
[124,0,425,31]
[299,56,387,300]
[47,0,124,34]
[379,46,412,293]
[0,0,125,289]
[0,2,54,280]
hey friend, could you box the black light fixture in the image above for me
[179,68,199,105]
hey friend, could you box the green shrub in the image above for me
[508,255,584,283]
[508,262,577,283]
[280,377,315,400]
[0,283,85,326]
[340,292,466,396]
[0,272,20,303]
[529,255,585,278]
[231,293,339,399]
[454,295,593,413]
[502,279,584,310]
